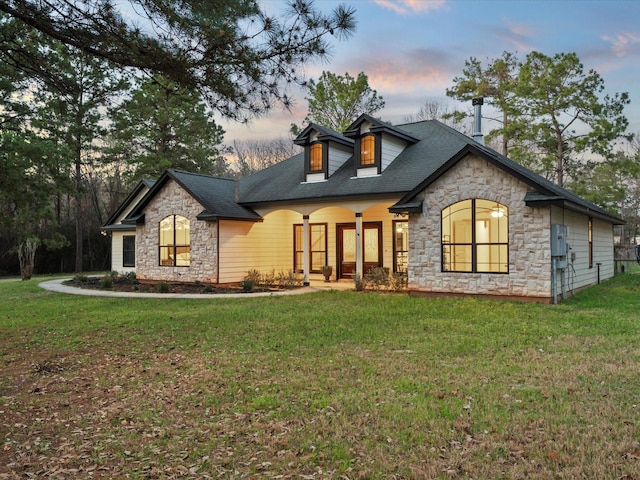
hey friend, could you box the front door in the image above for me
[337,222,382,279]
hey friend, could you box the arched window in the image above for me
[360,134,375,166]
[159,215,191,266]
[441,199,508,273]
[309,143,323,172]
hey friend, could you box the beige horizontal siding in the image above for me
[218,203,400,283]
[110,231,136,274]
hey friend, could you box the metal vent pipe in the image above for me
[472,97,484,145]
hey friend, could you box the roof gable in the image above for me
[125,170,262,223]
[101,179,155,230]
[390,139,624,224]
[343,113,419,144]
[294,122,353,148]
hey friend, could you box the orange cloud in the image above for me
[373,0,446,15]
[368,64,450,93]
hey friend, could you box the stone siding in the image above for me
[409,154,552,299]
[135,180,218,283]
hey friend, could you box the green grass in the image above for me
[1,272,640,478]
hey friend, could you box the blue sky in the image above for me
[220,0,640,146]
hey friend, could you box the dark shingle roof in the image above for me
[238,119,622,224]
[391,132,623,224]
[238,120,469,205]
[119,120,622,227]
[125,170,261,222]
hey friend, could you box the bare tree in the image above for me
[403,98,470,134]
[231,137,301,177]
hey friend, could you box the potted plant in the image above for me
[321,265,333,282]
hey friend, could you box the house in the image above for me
[102,115,623,302]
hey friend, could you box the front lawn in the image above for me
[1,274,639,478]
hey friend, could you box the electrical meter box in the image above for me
[551,224,568,257]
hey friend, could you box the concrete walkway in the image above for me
[38,277,353,299]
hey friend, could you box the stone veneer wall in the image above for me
[135,180,218,283]
[409,154,552,300]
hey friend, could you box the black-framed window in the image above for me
[122,235,135,267]
[294,223,327,273]
[360,134,375,166]
[441,199,508,273]
[159,214,190,266]
[309,143,323,172]
[393,220,408,273]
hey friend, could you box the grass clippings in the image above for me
[1,272,640,478]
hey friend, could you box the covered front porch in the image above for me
[218,198,408,285]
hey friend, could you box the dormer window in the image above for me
[294,123,354,183]
[360,134,375,166]
[344,114,420,177]
[309,143,323,172]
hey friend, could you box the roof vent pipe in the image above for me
[472,97,484,145]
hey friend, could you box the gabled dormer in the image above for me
[294,123,354,183]
[343,114,419,178]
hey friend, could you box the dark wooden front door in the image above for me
[337,222,382,279]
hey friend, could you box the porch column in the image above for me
[302,215,310,286]
[355,212,363,278]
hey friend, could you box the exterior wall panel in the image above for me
[550,208,615,297]
[110,231,136,274]
[409,154,552,300]
[218,211,299,283]
[135,180,218,283]
[380,134,406,171]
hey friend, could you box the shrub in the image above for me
[125,271,138,284]
[390,272,408,291]
[241,279,254,292]
[276,270,303,289]
[245,269,261,287]
[261,269,276,288]
[157,282,170,293]
[365,267,390,291]
[101,275,113,289]
[353,273,365,292]
[73,274,89,283]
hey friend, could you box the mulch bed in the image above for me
[63,276,274,294]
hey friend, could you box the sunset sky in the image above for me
[219,0,640,148]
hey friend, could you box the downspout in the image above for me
[472,97,484,145]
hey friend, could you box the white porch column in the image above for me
[302,215,310,286]
[355,212,363,278]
